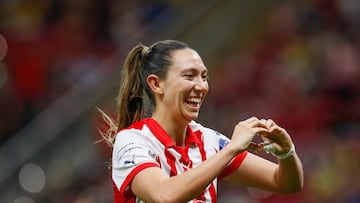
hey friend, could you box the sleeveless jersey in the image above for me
[112,118,248,203]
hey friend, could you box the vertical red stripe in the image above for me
[195,131,207,161]
[208,183,217,203]
[164,148,177,176]
[194,131,216,202]
[176,146,193,171]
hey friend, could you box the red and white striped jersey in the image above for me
[112,118,248,203]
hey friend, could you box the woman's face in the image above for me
[158,48,209,123]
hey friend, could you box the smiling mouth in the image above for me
[185,97,202,109]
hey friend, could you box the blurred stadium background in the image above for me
[0,0,359,202]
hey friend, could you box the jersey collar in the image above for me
[143,118,202,148]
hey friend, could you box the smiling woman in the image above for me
[151,48,209,128]
[100,39,304,203]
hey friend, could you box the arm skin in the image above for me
[225,151,304,194]
[131,146,239,203]
[225,118,304,193]
[130,117,303,202]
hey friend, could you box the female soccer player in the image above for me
[103,40,303,203]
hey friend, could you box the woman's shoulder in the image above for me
[115,119,153,142]
[189,120,218,136]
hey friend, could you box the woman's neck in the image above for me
[151,113,188,147]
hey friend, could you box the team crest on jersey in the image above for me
[219,137,229,150]
[148,150,158,160]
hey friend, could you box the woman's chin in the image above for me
[184,112,199,122]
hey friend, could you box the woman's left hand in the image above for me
[258,119,293,155]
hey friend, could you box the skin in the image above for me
[131,48,303,203]
[148,48,209,146]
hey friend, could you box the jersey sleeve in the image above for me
[197,124,248,180]
[112,129,160,196]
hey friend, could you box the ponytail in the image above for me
[97,44,148,147]
[117,44,148,130]
[97,40,189,147]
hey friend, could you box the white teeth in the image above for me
[187,98,201,103]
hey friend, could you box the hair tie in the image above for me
[141,46,150,57]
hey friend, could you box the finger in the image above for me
[260,132,281,144]
[264,119,271,129]
[252,119,269,129]
[269,125,287,136]
[236,117,257,127]
[240,117,268,130]
[261,132,292,152]
[253,127,268,135]
[246,116,259,124]
[261,119,267,125]
[265,119,276,128]
[247,142,261,153]
[260,134,271,142]
[266,118,276,125]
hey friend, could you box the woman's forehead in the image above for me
[170,48,207,71]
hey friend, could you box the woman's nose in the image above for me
[194,77,208,91]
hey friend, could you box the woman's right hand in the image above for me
[228,117,268,154]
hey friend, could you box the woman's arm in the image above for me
[131,117,268,203]
[225,151,303,193]
[225,119,304,193]
[131,146,236,203]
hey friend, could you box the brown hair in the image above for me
[100,40,189,146]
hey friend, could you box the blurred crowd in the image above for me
[207,1,360,202]
[1,0,360,202]
[0,0,169,144]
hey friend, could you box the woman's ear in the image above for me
[147,74,163,94]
